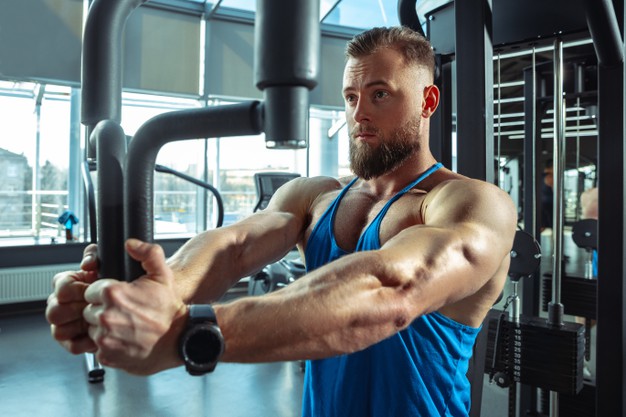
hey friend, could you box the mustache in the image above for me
[350,125,379,138]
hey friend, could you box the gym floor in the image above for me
[0,230,591,417]
[0,312,304,417]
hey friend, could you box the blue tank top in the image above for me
[302,163,480,416]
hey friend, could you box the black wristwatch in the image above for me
[178,304,225,376]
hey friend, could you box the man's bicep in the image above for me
[380,187,516,308]
[425,180,517,255]
[376,223,506,318]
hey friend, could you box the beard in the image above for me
[349,118,421,180]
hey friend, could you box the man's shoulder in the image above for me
[276,175,347,211]
[430,173,506,197]
[425,175,515,218]
[288,175,355,193]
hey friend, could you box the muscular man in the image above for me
[47,27,517,416]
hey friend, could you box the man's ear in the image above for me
[421,85,440,117]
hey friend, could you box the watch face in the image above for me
[183,324,224,372]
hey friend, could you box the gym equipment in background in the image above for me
[486,230,585,417]
[248,172,304,296]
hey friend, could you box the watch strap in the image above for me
[189,304,218,325]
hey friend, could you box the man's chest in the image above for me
[305,190,426,252]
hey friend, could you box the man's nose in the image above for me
[352,99,371,123]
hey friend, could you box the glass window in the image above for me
[209,0,399,30]
[0,81,73,246]
[38,87,73,242]
[218,0,255,12]
[0,83,351,246]
[209,99,308,225]
[337,123,351,178]
[322,0,399,29]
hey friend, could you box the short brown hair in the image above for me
[346,26,435,79]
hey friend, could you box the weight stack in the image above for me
[486,313,584,395]
[542,274,597,319]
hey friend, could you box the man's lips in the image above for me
[354,131,377,140]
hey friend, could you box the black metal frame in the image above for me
[454,0,494,182]
[82,0,320,282]
[520,62,544,415]
[584,1,626,414]
[79,0,320,384]
[430,56,454,169]
[454,3,494,416]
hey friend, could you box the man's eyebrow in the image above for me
[342,80,391,95]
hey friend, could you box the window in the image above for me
[209,0,400,30]
[0,84,350,246]
[0,81,74,245]
[208,98,309,225]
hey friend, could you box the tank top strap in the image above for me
[376,162,443,221]
[328,176,359,220]
[356,162,443,251]
[304,176,359,271]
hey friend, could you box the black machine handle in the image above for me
[81,0,321,281]
[82,0,147,136]
[124,103,263,279]
[81,161,97,244]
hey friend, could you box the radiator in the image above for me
[0,264,79,305]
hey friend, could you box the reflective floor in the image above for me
[0,313,304,417]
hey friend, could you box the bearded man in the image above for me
[47,26,517,417]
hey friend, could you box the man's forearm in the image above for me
[213,251,412,363]
[168,229,249,303]
[169,213,302,304]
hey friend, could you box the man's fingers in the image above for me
[52,273,93,304]
[46,297,88,326]
[50,318,96,355]
[80,243,99,272]
[50,319,90,342]
[125,239,171,285]
[84,279,119,305]
[47,244,99,356]
[60,335,98,355]
[53,269,97,290]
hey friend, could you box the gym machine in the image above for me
[80,0,320,382]
[81,160,225,383]
[399,0,624,415]
[248,172,305,296]
[486,230,585,416]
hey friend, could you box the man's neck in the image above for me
[358,152,438,196]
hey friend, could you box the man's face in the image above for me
[348,116,421,180]
[342,48,426,179]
